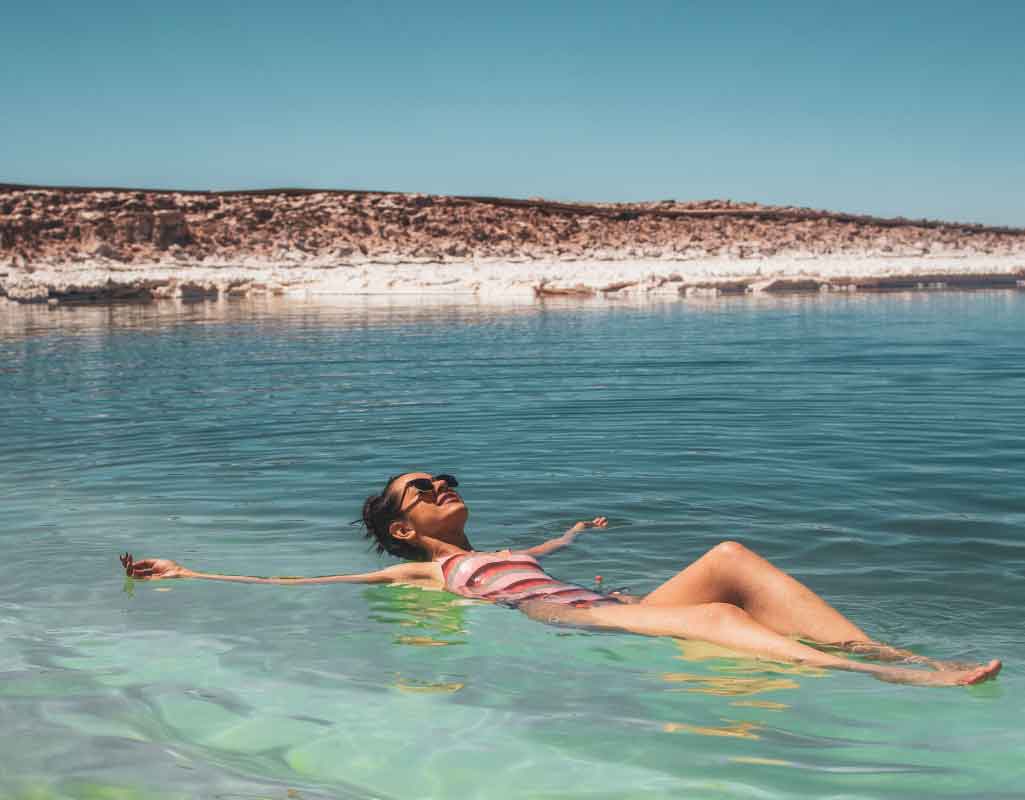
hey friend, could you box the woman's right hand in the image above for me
[568,517,609,535]
[120,552,194,580]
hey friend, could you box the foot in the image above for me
[871,659,1001,687]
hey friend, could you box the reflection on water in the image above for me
[0,294,553,340]
[365,584,469,647]
[661,672,801,696]
[730,699,790,711]
[663,719,762,739]
[729,755,948,775]
[8,287,1020,341]
[393,678,466,694]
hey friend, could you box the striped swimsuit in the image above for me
[438,550,623,608]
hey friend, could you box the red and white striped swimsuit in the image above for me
[438,550,622,608]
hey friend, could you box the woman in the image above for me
[120,471,1001,687]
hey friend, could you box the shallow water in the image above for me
[1,292,1023,799]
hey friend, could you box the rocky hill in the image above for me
[2,183,1024,303]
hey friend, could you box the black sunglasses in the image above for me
[399,474,459,512]
[403,474,459,494]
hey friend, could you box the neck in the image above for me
[420,532,473,560]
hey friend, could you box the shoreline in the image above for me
[1,254,1023,306]
[307,253,1025,299]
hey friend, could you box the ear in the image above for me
[389,518,416,541]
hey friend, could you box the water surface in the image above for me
[1,292,1023,799]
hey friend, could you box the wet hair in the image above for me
[358,474,429,561]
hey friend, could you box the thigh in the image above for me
[517,598,633,630]
[640,544,741,607]
[518,597,725,639]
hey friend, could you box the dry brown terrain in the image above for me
[2,183,1024,303]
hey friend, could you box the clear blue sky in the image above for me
[4,1,1023,224]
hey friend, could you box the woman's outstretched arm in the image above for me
[119,552,436,586]
[521,517,608,558]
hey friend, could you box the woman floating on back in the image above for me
[120,472,1001,687]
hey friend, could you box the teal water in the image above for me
[1,292,1023,800]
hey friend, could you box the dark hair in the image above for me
[358,474,429,561]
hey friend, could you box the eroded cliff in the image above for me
[2,184,1024,302]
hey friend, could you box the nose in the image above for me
[433,476,452,492]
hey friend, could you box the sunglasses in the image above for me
[400,474,459,511]
[402,474,459,495]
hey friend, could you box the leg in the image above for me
[818,641,976,672]
[520,600,1000,687]
[642,541,870,643]
[643,541,972,671]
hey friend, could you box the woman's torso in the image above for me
[437,549,619,608]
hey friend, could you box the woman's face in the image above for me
[388,472,469,541]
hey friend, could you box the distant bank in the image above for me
[1,183,1023,304]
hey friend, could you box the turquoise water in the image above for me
[1,292,1023,800]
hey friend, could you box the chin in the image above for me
[444,503,469,523]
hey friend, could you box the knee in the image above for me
[709,540,752,560]
[700,602,750,625]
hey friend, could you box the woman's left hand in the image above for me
[120,552,194,580]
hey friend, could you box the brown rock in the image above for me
[154,211,189,249]
[87,241,126,261]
